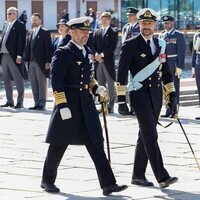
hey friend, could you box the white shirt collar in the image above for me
[141,34,154,44]
[101,25,110,31]
[167,28,174,34]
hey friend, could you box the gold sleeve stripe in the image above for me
[116,82,127,96]
[53,91,67,105]
[90,78,98,90]
[164,82,175,95]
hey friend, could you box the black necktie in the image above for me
[147,40,152,56]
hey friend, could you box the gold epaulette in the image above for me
[116,82,127,96]
[53,91,67,105]
[90,78,98,90]
[164,82,175,96]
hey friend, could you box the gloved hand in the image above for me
[60,107,72,120]
[96,85,107,98]
[168,92,178,118]
[118,103,129,116]
[192,67,195,78]
[175,67,182,78]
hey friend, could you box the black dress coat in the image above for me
[0,20,27,79]
[93,27,118,81]
[46,41,103,145]
[25,27,52,78]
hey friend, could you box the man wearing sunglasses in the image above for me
[0,7,27,109]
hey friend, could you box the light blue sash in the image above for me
[127,39,166,92]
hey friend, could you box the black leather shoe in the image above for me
[108,107,114,114]
[195,117,200,120]
[41,182,60,193]
[129,107,135,116]
[131,178,154,186]
[0,103,14,108]
[29,106,38,110]
[14,103,23,109]
[102,184,128,196]
[159,176,178,189]
[161,108,171,118]
[37,105,45,110]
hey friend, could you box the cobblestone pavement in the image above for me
[0,80,200,200]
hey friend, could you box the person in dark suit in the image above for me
[52,19,71,56]
[93,12,118,113]
[40,16,127,195]
[117,8,178,189]
[0,7,27,109]
[159,16,186,117]
[25,13,52,110]
[192,29,200,120]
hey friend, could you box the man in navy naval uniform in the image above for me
[192,29,200,120]
[117,8,178,188]
[40,16,127,195]
[160,15,186,117]
[122,7,140,43]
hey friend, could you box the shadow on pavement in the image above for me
[0,107,52,115]
[155,188,200,200]
[58,192,133,200]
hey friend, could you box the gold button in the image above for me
[149,77,152,80]
[149,84,151,87]
[158,84,160,87]
[80,88,83,91]
[80,82,83,84]
[81,75,84,77]
[158,77,160,80]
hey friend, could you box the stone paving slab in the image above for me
[0,93,200,199]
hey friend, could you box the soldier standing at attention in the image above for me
[117,8,178,188]
[122,7,140,43]
[159,16,186,118]
[121,7,140,115]
[40,16,127,195]
[192,29,200,120]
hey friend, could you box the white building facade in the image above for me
[0,0,121,31]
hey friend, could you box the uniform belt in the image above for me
[68,84,89,90]
[167,54,177,58]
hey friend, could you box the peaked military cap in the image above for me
[57,19,68,28]
[67,16,93,31]
[161,15,175,22]
[126,7,139,15]
[100,12,112,19]
[137,8,158,22]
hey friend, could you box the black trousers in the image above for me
[132,106,170,182]
[42,142,116,188]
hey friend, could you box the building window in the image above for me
[5,1,17,18]
[57,1,68,22]
[32,1,43,23]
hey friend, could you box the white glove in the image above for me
[60,107,72,120]
[96,86,107,98]
[192,67,195,75]
[175,67,182,78]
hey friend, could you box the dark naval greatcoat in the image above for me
[46,41,103,145]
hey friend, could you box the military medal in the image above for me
[159,53,166,63]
